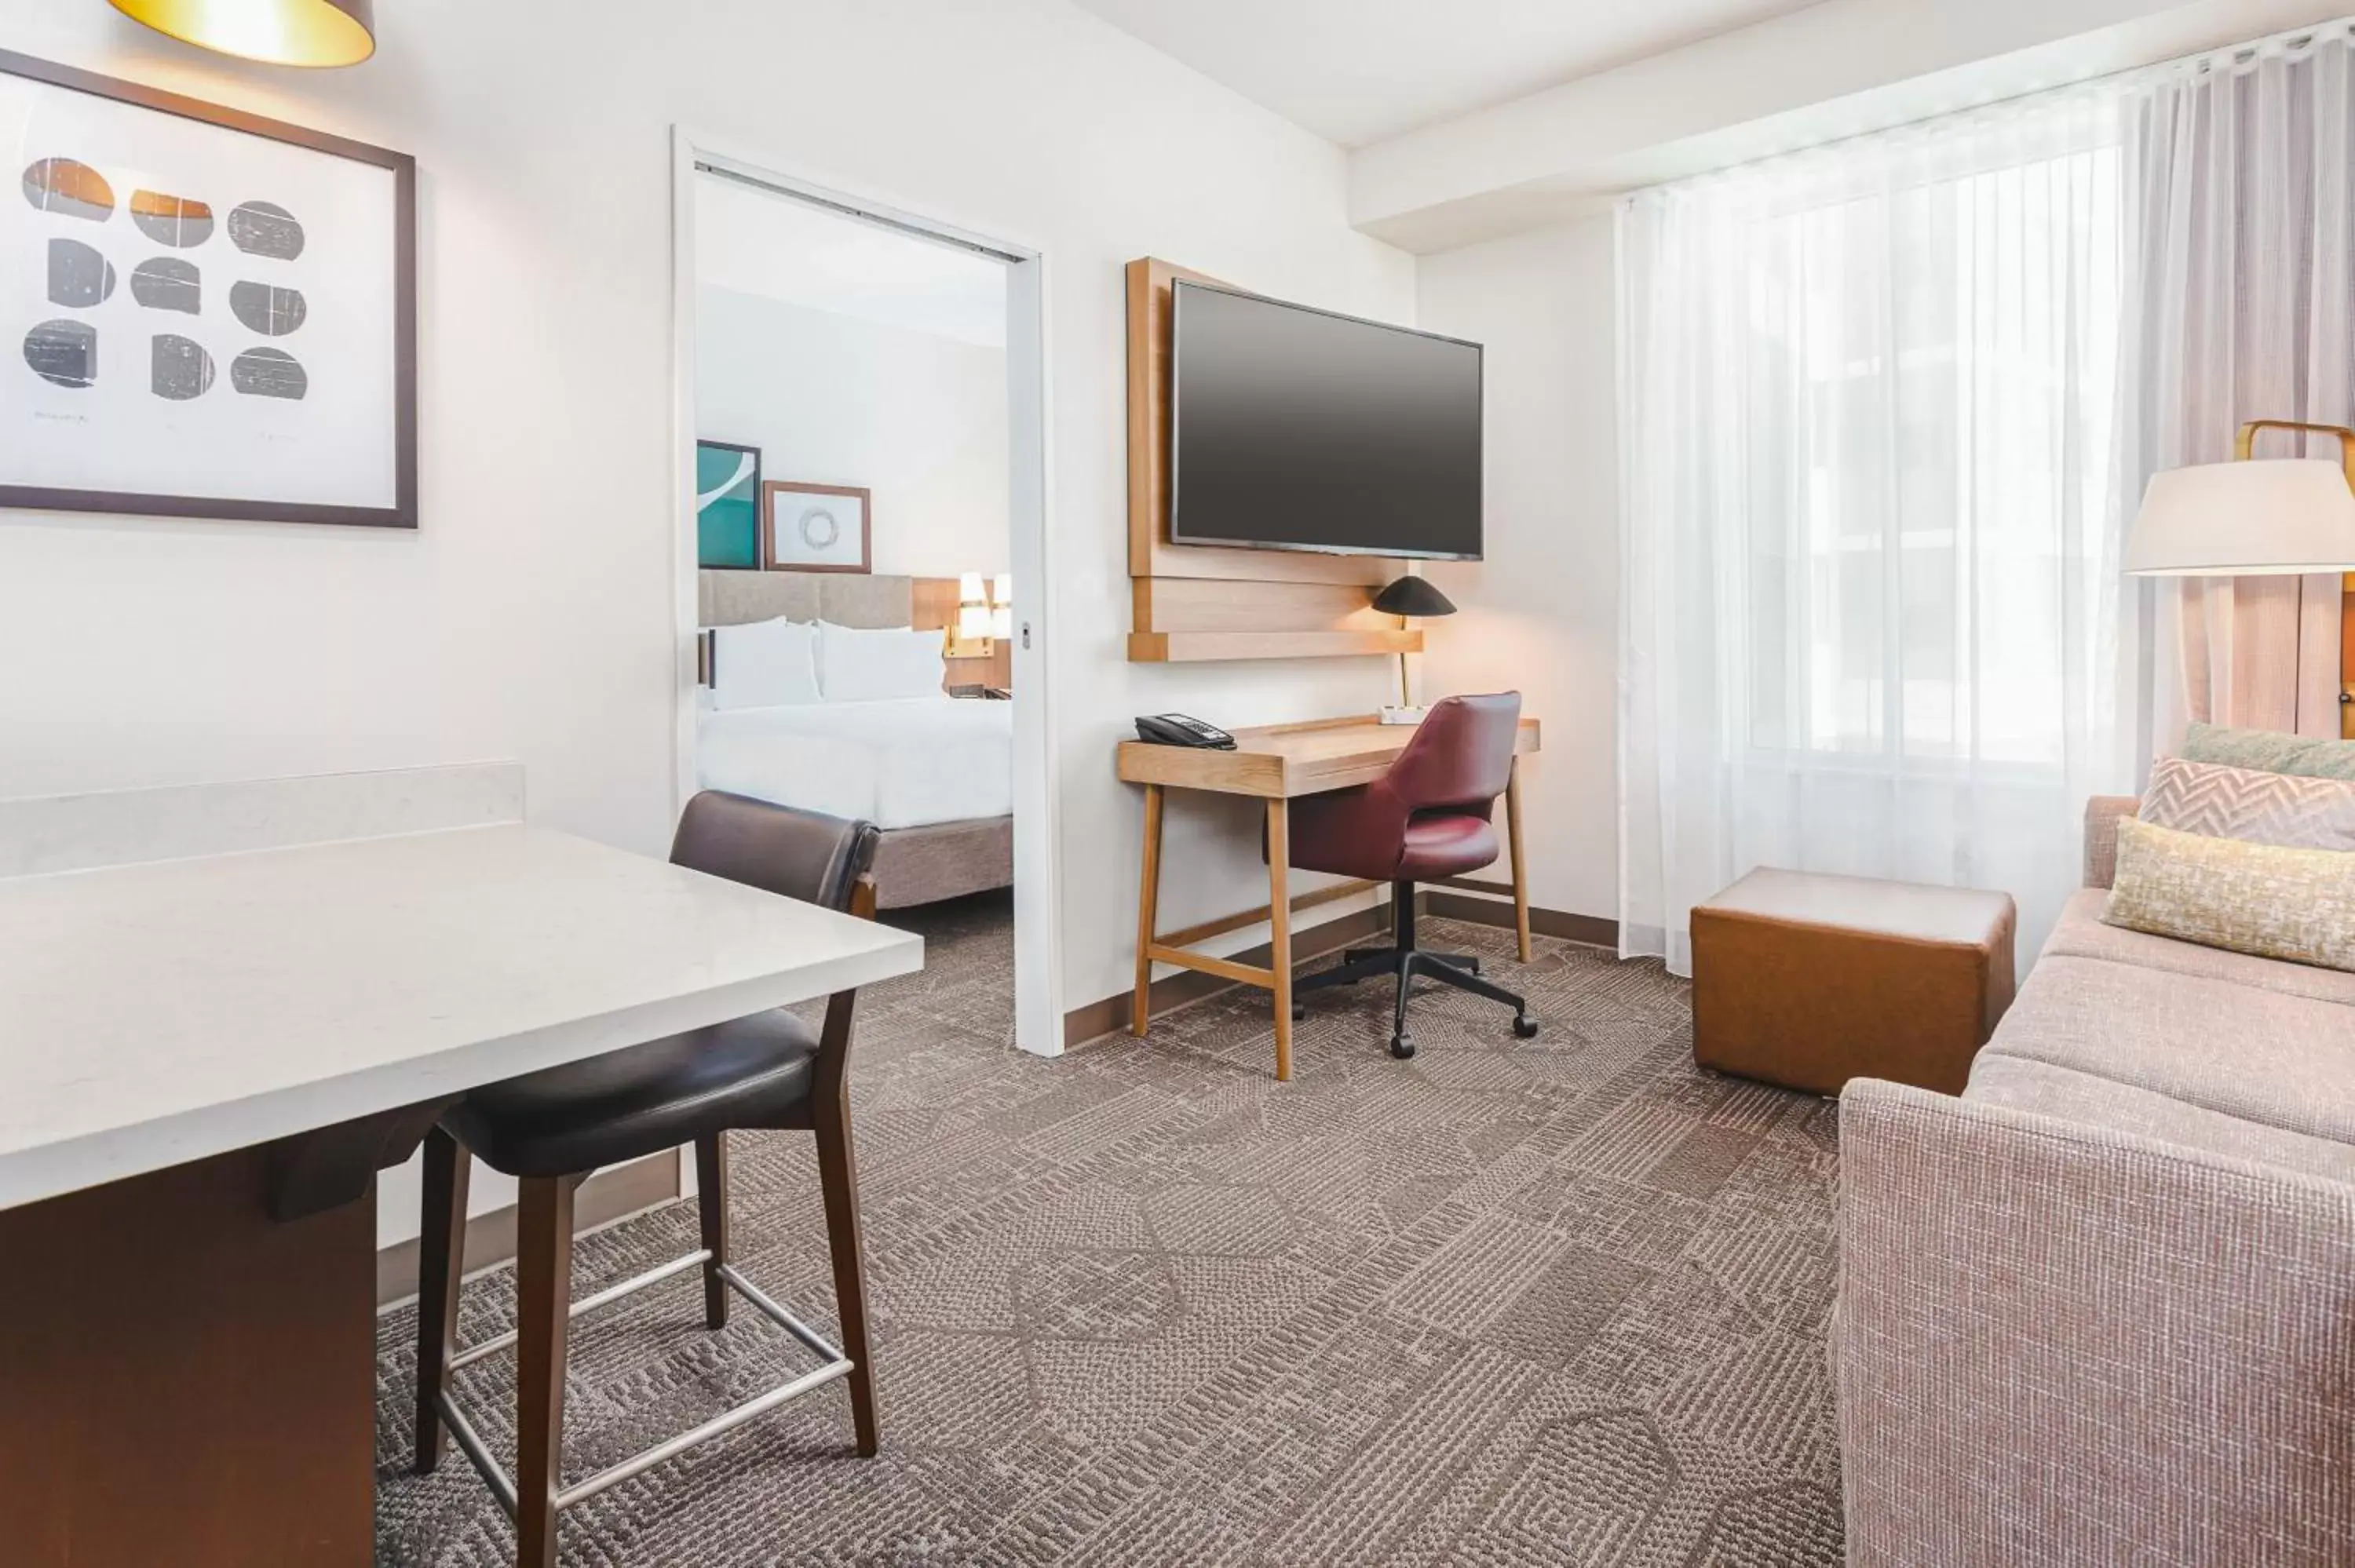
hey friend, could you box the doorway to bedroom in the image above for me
[674,144,1057,1057]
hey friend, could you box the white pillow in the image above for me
[707,618,822,710]
[809,617,907,691]
[819,622,947,702]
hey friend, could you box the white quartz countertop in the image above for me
[0,823,923,1212]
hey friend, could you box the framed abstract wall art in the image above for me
[696,439,761,569]
[0,50,417,528]
[764,480,871,573]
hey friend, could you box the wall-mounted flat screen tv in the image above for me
[1169,280,1482,560]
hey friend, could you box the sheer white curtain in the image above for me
[1618,88,2143,975]
[2119,24,2355,743]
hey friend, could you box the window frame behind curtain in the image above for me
[1656,104,2129,786]
[1617,76,2145,974]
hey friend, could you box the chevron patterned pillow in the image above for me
[2141,756,2355,851]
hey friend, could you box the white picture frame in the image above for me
[0,49,415,528]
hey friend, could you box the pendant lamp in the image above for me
[108,0,377,67]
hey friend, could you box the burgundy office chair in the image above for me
[1284,692,1539,1059]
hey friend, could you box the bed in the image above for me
[697,569,1013,909]
[699,698,1013,829]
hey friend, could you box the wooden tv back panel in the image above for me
[1125,257,1422,664]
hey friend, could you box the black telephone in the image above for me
[1136,713,1237,749]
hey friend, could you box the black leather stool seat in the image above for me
[415,794,888,1566]
[443,1010,820,1179]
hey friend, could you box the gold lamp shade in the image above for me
[108,0,377,67]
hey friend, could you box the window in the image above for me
[1735,148,2123,769]
[1619,86,2140,972]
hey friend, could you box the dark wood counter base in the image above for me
[0,1143,377,1566]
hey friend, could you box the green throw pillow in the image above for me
[2179,721,2355,782]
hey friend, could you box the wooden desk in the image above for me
[1117,714,1540,1081]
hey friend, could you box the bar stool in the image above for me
[411,791,884,1567]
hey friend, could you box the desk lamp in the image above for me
[1372,574,1457,725]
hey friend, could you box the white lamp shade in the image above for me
[989,604,1013,639]
[958,571,987,603]
[956,604,991,640]
[992,573,1013,605]
[2125,458,2355,576]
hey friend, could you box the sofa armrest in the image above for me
[2082,794,2139,889]
[1835,1078,2355,1568]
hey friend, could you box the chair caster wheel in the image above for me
[1389,1034,1416,1059]
[1291,1005,1306,1023]
[1512,1015,1540,1039]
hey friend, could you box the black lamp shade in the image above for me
[1371,575,1458,618]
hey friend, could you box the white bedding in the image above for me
[696,697,1013,830]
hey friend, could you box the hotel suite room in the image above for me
[690,174,1022,921]
[1,2,2353,1566]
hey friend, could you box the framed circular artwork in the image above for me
[761,480,871,572]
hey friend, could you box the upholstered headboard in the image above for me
[698,570,914,629]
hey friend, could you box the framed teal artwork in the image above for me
[696,439,761,569]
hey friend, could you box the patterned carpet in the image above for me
[374,895,1844,1566]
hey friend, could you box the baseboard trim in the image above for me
[1425,889,1617,950]
[1064,901,1393,1047]
[374,1150,681,1310]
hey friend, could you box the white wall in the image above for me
[1418,216,1619,926]
[0,0,1407,1009]
[1351,0,2351,250]
[696,285,1011,577]
[0,0,1408,1242]
[695,171,1010,350]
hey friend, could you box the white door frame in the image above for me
[668,126,1066,1059]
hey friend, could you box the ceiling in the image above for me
[1069,0,1828,147]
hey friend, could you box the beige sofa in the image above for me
[1835,797,2355,1567]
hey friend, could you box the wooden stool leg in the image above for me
[1130,783,1164,1037]
[412,1125,469,1475]
[1266,797,1293,1083]
[812,1102,878,1456]
[1506,758,1532,965]
[514,1174,577,1568]
[695,1131,729,1329]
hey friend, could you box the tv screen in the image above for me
[1169,281,1482,560]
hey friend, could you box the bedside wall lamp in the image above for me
[109,0,378,67]
[949,571,994,658]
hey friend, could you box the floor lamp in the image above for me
[2124,420,2355,739]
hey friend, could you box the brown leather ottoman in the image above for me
[1690,869,2017,1096]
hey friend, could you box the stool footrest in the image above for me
[714,1260,845,1362]
[436,1249,853,1520]
[447,1248,714,1371]
[556,1358,853,1511]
